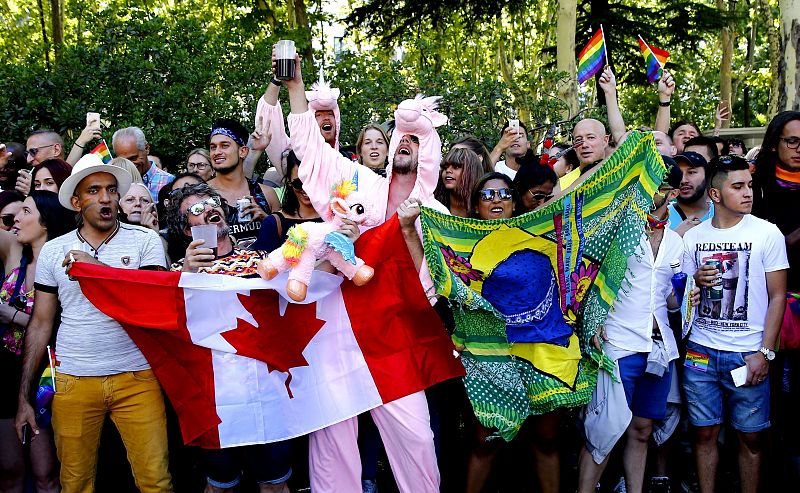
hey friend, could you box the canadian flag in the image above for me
[71,217,464,449]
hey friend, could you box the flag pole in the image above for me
[600,24,609,67]
[638,34,664,70]
[47,345,56,391]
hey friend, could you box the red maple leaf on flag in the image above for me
[220,290,325,398]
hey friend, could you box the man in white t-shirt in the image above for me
[578,164,684,493]
[15,154,172,492]
[489,120,531,179]
[682,155,788,493]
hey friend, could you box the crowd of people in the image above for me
[0,52,797,493]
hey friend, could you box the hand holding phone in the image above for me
[86,112,101,132]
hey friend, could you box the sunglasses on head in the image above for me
[0,214,14,228]
[479,188,513,202]
[186,196,221,216]
[290,178,303,190]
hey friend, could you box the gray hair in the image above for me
[28,129,64,147]
[112,126,147,151]
[165,182,228,236]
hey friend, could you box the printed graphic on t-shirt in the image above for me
[695,243,751,334]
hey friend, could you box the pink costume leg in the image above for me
[308,417,362,493]
[286,248,317,285]
[371,391,440,493]
[326,252,365,280]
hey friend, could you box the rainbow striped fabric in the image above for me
[638,37,669,83]
[90,140,112,164]
[421,132,666,441]
[577,28,606,84]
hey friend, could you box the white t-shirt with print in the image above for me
[682,214,789,352]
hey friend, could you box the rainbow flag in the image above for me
[577,27,607,84]
[90,140,112,164]
[638,36,669,83]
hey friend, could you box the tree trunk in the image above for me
[717,0,735,128]
[762,0,782,116]
[50,0,63,58]
[36,0,50,70]
[779,0,800,112]
[556,0,578,117]
[293,0,314,62]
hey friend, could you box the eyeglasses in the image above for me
[186,196,221,216]
[187,162,210,171]
[479,188,513,202]
[289,178,303,190]
[780,137,800,150]
[528,190,553,202]
[0,214,14,228]
[25,144,55,158]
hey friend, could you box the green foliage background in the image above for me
[0,0,776,173]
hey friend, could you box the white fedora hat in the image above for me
[58,154,133,210]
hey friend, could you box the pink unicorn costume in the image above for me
[287,95,448,493]
[254,73,343,168]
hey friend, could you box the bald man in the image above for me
[652,131,677,157]
[560,118,609,189]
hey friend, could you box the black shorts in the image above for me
[200,441,293,488]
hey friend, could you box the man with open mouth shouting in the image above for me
[15,153,173,493]
[276,50,450,493]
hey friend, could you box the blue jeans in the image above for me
[682,341,770,432]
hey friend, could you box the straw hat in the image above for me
[58,154,133,211]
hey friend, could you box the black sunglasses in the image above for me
[290,178,303,190]
[0,214,14,228]
[25,144,55,158]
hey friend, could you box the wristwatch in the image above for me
[759,347,776,361]
[270,77,283,87]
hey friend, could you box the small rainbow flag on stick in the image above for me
[90,140,113,164]
[638,35,669,83]
[577,26,608,84]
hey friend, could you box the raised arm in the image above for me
[598,66,626,146]
[654,70,675,134]
[66,123,103,166]
[253,84,290,176]
[283,54,382,215]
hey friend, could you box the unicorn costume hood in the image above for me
[385,94,448,183]
[254,68,342,173]
[305,70,342,150]
[287,93,448,301]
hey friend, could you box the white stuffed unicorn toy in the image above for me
[257,172,382,301]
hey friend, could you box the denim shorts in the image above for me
[682,340,770,433]
[617,352,673,420]
[201,441,293,488]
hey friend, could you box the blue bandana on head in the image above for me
[210,127,245,147]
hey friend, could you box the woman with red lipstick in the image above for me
[0,190,75,493]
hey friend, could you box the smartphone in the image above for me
[21,423,31,446]
[86,112,101,131]
[508,119,520,136]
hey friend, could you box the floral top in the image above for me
[0,267,34,356]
